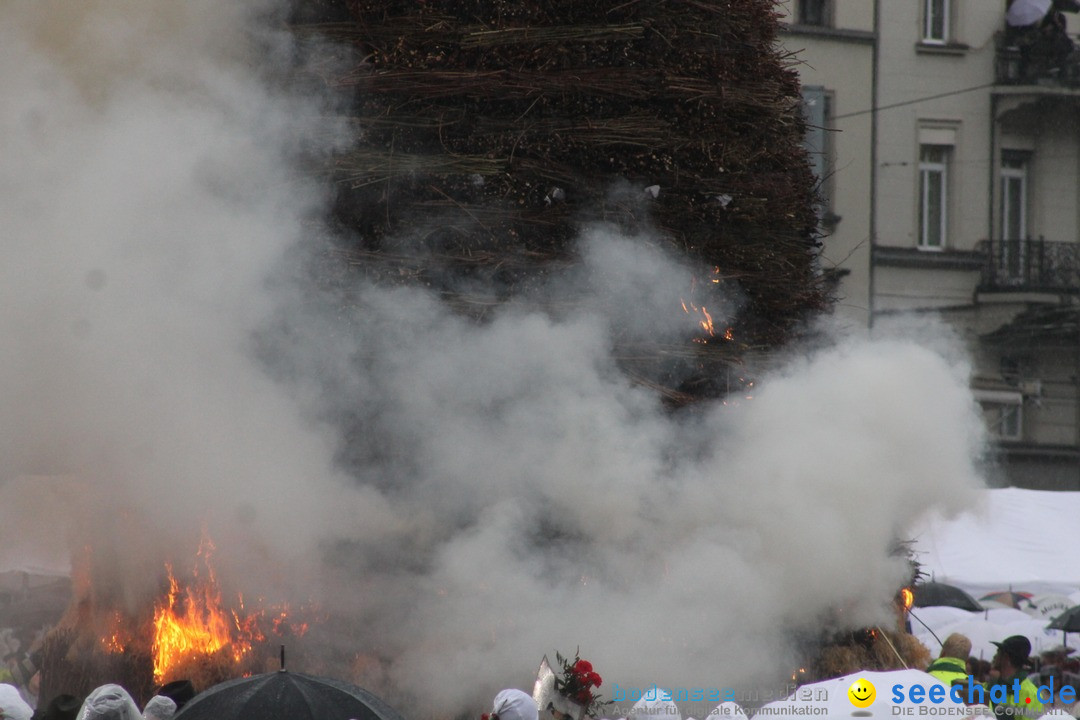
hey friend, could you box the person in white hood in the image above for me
[489,689,539,720]
[0,683,33,720]
[140,695,176,720]
[75,685,141,720]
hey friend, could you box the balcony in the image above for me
[978,238,1080,293]
[995,29,1080,86]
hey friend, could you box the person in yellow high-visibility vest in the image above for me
[984,635,1044,718]
[926,633,972,686]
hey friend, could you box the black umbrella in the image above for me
[911,581,983,612]
[1048,605,1080,632]
[1047,604,1080,652]
[172,671,407,720]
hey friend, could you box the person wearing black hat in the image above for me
[30,693,81,720]
[984,635,1043,718]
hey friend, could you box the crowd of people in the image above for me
[479,630,1080,720]
[0,679,191,720]
[1,627,1078,720]
[0,619,197,720]
[926,631,1080,718]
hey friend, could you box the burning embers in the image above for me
[681,267,733,344]
[40,534,311,703]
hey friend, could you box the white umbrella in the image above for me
[908,605,978,630]
[985,607,1040,625]
[1026,594,1075,620]
[908,606,1032,654]
[707,702,746,719]
[753,669,969,719]
[629,691,681,720]
[914,617,1068,660]
[1007,0,1053,27]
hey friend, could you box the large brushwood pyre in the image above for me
[291,0,829,406]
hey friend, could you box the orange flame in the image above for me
[680,299,715,339]
[699,307,715,336]
[151,537,265,684]
[900,587,914,611]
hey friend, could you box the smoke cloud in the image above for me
[0,2,986,717]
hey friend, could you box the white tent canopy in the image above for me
[909,488,1080,599]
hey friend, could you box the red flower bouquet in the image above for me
[553,651,609,718]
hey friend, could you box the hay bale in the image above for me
[813,629,933,682]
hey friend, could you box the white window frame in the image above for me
[1000,152,1029,283]
[923,0,950,44]
[919,144,949,250]
[1000,155,1027,241]
[801,86,833,218]
[975,390,1022,441]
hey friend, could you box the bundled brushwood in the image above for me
[295,0,826,402]
[37,626,155,708]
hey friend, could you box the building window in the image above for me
[1000,151,1030,283]
[918,144,950,249]
[976,390,1023,441]
[924,0,950,43]
[799,0,832,27]
[987,402,1022,440]
[802,86,833,220]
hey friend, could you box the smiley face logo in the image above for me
[847,678,876,708]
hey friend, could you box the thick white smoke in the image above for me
[0,1,986,717]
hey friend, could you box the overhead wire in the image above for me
[834,82,998,119]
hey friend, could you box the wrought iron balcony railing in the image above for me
[978,238,1080,292]
[995,30,1080,87]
